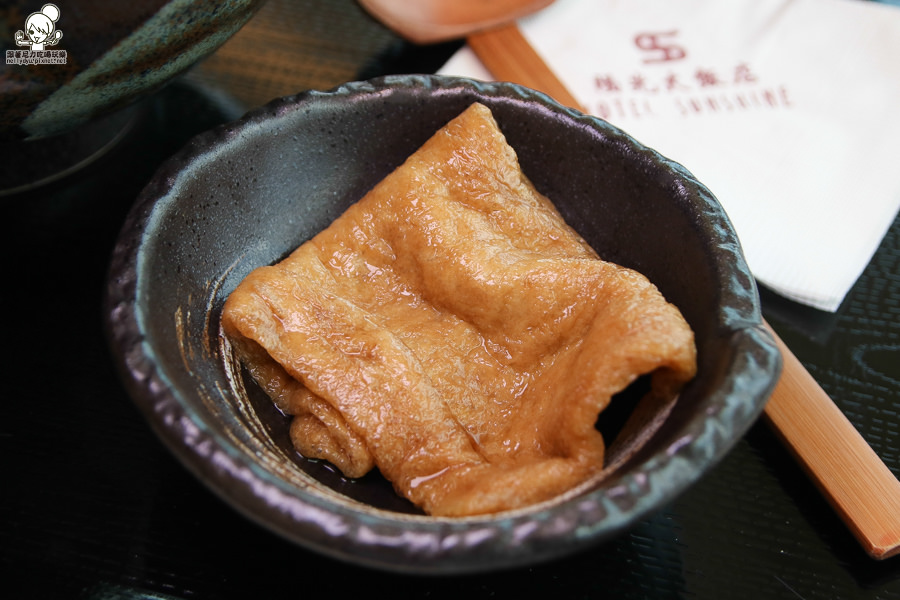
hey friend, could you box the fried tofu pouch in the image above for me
[221,102,697,517]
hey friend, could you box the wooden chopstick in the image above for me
[468,22,900,560]
[765,332,900,560]
[468,24,581,110]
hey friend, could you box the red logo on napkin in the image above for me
[635,31,686,63]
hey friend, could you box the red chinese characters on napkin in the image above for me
[442,0,900,312]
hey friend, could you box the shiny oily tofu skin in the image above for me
[221,102,697,517]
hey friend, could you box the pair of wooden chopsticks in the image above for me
[468,23,900,561]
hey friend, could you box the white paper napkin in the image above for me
[440,0,900,312]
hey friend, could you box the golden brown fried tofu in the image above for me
[221,103,696,517]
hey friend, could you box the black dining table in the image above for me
[3,1,899,598]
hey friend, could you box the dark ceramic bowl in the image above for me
[0,0,265,141]
[106,75,781,574]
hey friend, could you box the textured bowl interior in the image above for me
[106,75,780,574]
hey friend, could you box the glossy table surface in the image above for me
[3,1,899,598]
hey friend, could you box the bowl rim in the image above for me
[105,74,781,574]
